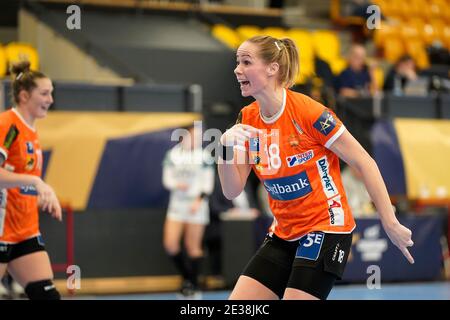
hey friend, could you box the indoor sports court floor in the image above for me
[71,281,450,300]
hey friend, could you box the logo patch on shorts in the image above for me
[295,232,324,261]
[0,243,8,252]
[37,235,45,246]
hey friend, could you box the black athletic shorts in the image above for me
[242,231,353,300]
[0,235,46,263]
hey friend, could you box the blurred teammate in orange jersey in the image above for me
[218,36,414,300]
[0,61,62,300]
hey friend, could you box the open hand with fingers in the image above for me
[383,221,415,264]
[35,178,62,222]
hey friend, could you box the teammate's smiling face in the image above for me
[234,41,272,97]
[21,78,54,120]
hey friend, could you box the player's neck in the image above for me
[256,87,284,119]
[14,106,36,128]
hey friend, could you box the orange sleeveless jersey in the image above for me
[0,109,43,243]
[239,89,356,240]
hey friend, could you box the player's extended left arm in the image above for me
[329,130,415,264]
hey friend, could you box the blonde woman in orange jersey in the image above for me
[0,61,62,300]
[218,36,414,300]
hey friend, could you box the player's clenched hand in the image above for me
[220,124,261,150]
[383,221,414,264]
[35,178,62,222]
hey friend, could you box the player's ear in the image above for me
[18,89,30,104]
[267,62,279,77]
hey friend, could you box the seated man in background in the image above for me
[383,55,418,93]
[336,44,376,98]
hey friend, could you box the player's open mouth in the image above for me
[239,80,250,89]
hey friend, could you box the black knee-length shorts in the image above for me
[0,236,46,263]
[242,231,353,300]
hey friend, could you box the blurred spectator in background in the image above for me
[427,42,450,66]
[341,166,376,217]
[336,0,385,43]
[220,188,259,219]
[294,58,336,110]
[307,57,336,109]
[350,0,374,20]
[335,44,376,97]
[383,55,418,93]
[0,273,25,299]
[315,57,335,89]
[0,277,6,298]
[162,124,215,299]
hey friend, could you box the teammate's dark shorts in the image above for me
[0,236,46,263]
[242,231,353,300]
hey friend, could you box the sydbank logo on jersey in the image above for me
[286,150,314,167]
[20,185,38,196]
[313,110,336,136]
[316,156,338,198]
[263,171,312,201]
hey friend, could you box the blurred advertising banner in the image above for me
[342,215,443,282]
[395,119,450,200]
[37,112,201,210]
[372,119,450,200]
